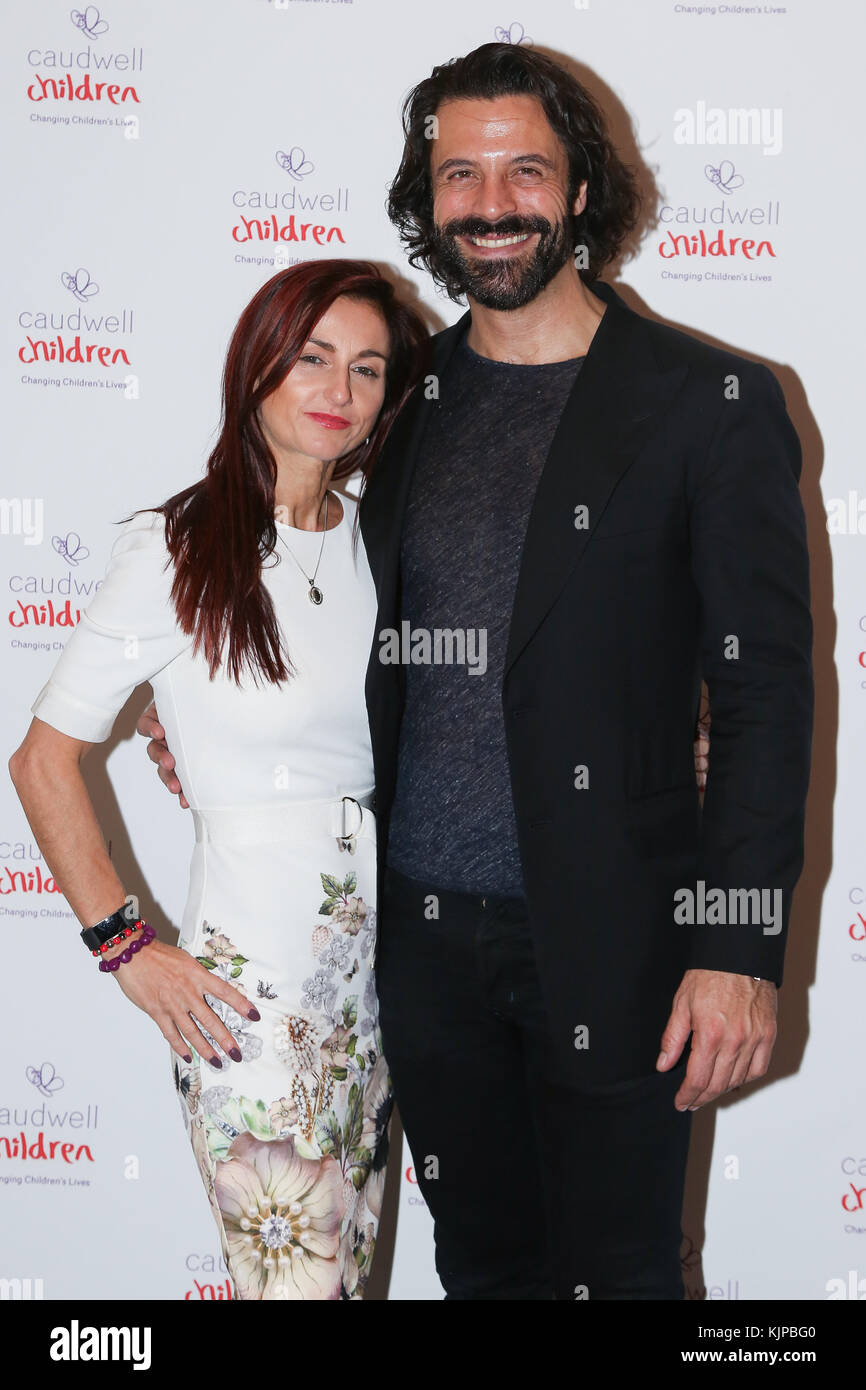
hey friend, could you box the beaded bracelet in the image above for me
[91,920,142,958]
[98,923,156,973]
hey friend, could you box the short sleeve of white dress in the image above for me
[30,510,190,743]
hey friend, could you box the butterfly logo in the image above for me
[494,22,533,45]
[704,160,744,195]
[257,980,277,1000]
[61,268,99,303]
[52,532,90,567]
[26,1062,64,1098]
[70,6,109,39]
[275,147,314,181]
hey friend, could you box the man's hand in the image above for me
[136,699,189,809]
[656,968,777,1111]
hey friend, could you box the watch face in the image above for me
[83,908,125,948]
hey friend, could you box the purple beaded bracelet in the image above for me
[98,923,156,972]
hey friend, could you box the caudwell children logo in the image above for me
[0,1065,98,1171]
[0,838,66,902]
[182,1253,233,1300]
[231,145,349,262]
[840,1156,866,1224]
[7,527,106,653]
[26,7,144,128]
[656,160,780,273]
[18,265,135,393]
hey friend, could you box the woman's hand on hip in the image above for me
[106,937,260,1064]
[137,699,189,809]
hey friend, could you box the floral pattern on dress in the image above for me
[214,1131,343,1300]
[172,868,391,1300]
[196,921,248,976]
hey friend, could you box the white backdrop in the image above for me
[1,0,863,1302]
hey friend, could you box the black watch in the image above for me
[80,899,139,953]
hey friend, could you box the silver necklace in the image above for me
[277,492,329,605]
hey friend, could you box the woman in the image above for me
[9,259,429,1300]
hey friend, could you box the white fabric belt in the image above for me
[191,790,376,848]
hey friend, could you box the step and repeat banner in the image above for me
[1,0,862,1302]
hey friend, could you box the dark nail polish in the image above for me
[247,1007,261,1022]
[229,1047,242,1062]
[183,1053,192,1064]
[210,1056,222,1068]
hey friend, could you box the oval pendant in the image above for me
[309,585,323,605]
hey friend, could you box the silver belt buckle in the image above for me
[338,796,363,854]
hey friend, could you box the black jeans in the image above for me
[377,864,693,1300]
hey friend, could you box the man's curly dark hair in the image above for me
[387,43,641,297]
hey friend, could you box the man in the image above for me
[141,44,812,1299]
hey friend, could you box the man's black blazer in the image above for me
[359,278,813,1082]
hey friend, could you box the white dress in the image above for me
[30,496,390,1301]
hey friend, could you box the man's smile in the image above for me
[461,230,537,254]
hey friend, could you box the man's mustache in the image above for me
[438,215,554,240]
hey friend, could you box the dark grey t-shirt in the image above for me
[386,327,584,895]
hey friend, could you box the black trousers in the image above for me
[377,865,693,1300]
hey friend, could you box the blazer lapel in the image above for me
[503,281,687,678]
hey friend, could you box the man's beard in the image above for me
[431,212,575,309]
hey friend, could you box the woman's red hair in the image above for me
[126,260,429,685]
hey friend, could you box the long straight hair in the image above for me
[126,260,429,686]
